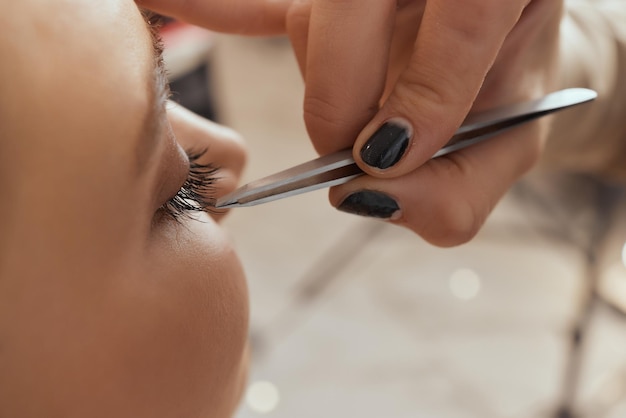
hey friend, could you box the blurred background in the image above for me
[162,25,626,418]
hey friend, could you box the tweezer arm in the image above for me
[436,88,596,155]
[219,151,362,207]
[216,88,597,208]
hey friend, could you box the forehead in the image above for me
[2,0,153,84]
[0,0,157,182]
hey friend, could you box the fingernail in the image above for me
[360,120,411,169]
[337,191,400,219]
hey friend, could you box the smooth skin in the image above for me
[141,0,562,246]
[0,1,249,417]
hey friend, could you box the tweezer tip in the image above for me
[214,198,239,209]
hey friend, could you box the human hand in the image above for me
[286,0,563,246]
[137,0,563,245]
[167,103,247,221]
[135,0,290,34]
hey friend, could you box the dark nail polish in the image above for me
[337,191,399,219]
[360,121,411,169]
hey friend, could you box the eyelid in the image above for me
[158,149,220,222]
[150,130,189,209]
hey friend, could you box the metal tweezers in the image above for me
[215,88,597,209]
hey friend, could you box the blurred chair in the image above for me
[513,171,626,418]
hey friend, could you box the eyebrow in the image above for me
[136,10,170,171]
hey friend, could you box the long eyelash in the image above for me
[161,150,220,221]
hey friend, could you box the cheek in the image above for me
[0,217,249,418]
[107,217,250,417]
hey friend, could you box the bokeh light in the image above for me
[246,381,280,415]
[449,268,481,300]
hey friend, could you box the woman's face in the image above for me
[0,1,249,416]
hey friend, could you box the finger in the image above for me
[286,0,312,76]
[354,0,529,177]
[382,1,426,102]
[168,104,247,178]
[331,122,544,247]
[167,103,247,220]
[302,0,396,155]
[136,0,291,35]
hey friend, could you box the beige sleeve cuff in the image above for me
[542,0,626,182]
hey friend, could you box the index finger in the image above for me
[354,0,529,176]
[302,0,397,155]
[136,0,291,35]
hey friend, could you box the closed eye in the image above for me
[159,149,220,221]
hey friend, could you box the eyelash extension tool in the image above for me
[215,88,597,209]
